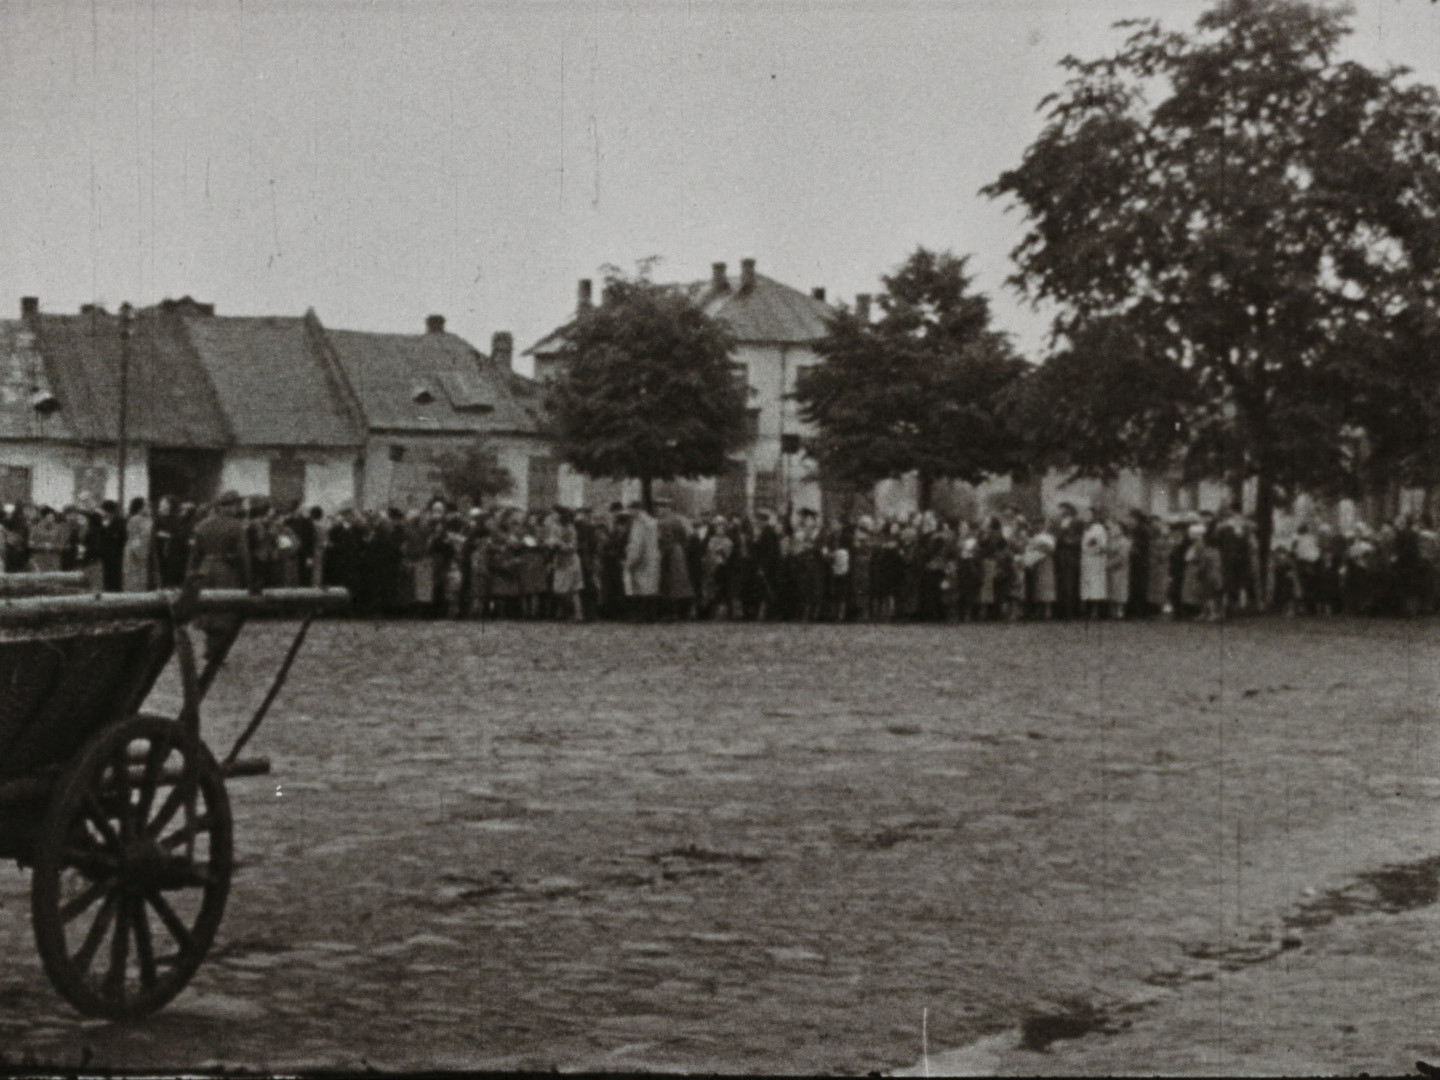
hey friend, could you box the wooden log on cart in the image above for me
[0,572,89,598]
[0,586,349,629]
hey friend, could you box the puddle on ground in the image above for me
[1009,854,1440,1059]
[1285,856,1440,929]
[1019,998,1129,1052]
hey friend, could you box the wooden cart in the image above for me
[0,576,347,1020]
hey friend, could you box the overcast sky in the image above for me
[4,0,1440,374]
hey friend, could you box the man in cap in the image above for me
[188,490,255,659]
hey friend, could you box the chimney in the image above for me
[811,287,826,302]
[20,297,38,319]
[740,258,756,293]
[577,278,593,313]
[426,314,446,334]
[856,294,872,323]
[711,262,729,293]
[491,331,514,370]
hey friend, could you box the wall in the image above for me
[219,449,357,511]
[219,453,270,500]
[303,454,358,510]
[0,442,149,508]
[360,433,557,512]
[729,341,822,514]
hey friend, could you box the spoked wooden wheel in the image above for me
[31,716,233,1020]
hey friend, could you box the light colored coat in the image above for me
[1080,521,1109,602]
[1107,531,1132,605]
[123,512,153,592]
[624,510,661,597]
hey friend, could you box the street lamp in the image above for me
[118,302,133,507]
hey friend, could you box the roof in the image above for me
[182,313,363,447]
[687,273,835,343]
[31,310,232,447]
[527,271,835,358]
[0,320,73,440]
[324,329,545,437]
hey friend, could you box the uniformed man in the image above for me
[187,490,254,661]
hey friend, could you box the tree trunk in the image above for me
[917,471,934,514]
[641,476,653,513]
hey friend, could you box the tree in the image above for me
[793,248,1030,510]
[430,439,514,507]
[984,0,1440,564]
[545,266,749,510]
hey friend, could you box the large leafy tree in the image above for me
[545,267,749,509]
[794,248,1029,511]
[984,0,1440,558]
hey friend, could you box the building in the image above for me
[324,318,553,511]
[0,298,241,508]
[0,297,551,512]
[527,258,835,515]
[172,300,367,507]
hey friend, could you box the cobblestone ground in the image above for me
[2,617,1439,1074]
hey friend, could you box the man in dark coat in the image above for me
[1053,503,1083,619]
[599,505,629,621]
[1128,509,1152,618]
[288,504,318,588]
[95,500,127,592]
[752,511,781,621]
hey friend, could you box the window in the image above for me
[269,459,307,510]
[789,364,817,399]
[752,469,779,513]
[527,456,559,510]
[744,408,761,443]
[73,466,106,506]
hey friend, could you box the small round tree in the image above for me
[430,439,515,508]
[545,266,749,510]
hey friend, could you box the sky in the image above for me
[4,0,1440,376]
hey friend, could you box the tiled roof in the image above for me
[182,313,363,447]
[526,271,834,357]
[0,321,73,440]
[688,273,835,343]
[325,329,545,437]
[31,310,232,447]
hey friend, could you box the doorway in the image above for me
[148,448,223,506]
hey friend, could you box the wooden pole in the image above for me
[0,587,349,629]
[118,303,133,508]
[0,572,88,597]
[222,614,315,768]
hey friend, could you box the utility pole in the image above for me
[118,302,133,508]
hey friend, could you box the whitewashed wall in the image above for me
[303,455,357,510]
[0,442,149,508]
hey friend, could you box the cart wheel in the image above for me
[31,716,233,1020]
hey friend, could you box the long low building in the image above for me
[0,296,553,512]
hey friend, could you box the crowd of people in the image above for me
[10,491,1434,623]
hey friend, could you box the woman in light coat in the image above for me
[1107,520,1132,619]
[1080,513,1110,617]
[1026,523,1058,619]
[624,502,661,620]
[122,497,153,592]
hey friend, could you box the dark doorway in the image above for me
[149,448,223,506]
